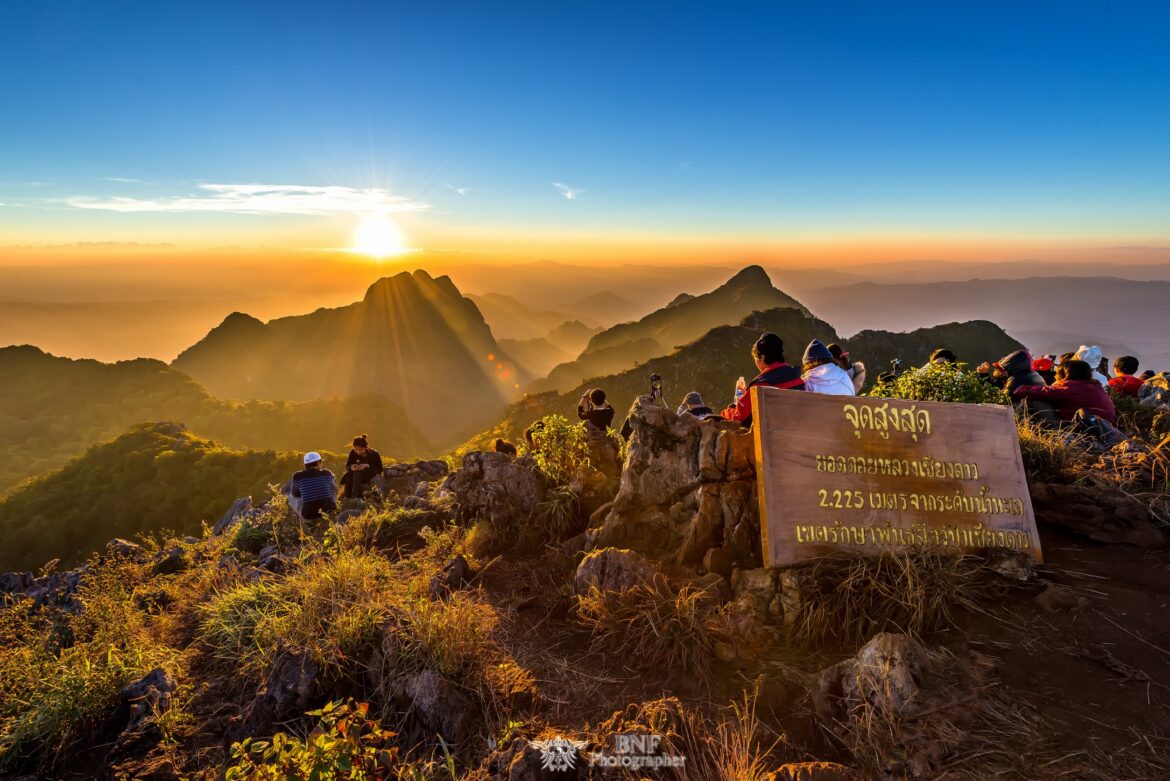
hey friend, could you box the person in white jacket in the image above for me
[1074,345,1110,387]
[801,339,855,396]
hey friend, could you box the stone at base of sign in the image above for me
[751,387,1042,568]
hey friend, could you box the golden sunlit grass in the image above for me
[351,214,409,258]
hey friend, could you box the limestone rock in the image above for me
[812,633,929,725]
[400,669,476,744]
[105,538,143,559]
[213,497,253,536]
[152,546,188,575]
[240,648,320,736]
[106,667,177,762]
[589,395,761,567]
[444,452,547,528]
[430,554,472,599]
[0,571,33,595]
[1035,583,1089,613]
[385,460,450,497]
[1031,482,1166,546]
[573,547,660,595]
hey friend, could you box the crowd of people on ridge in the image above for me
[283,332,1168,521]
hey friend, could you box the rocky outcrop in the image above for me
[810,633,992,779]
[588,396,760,571]
[105,667,177,762]
[239,647,320,737]
[213,496,253,536]
[385,460,450,497]
[430,554,472,599]
[1031,482,1166,546]
[573,548,661,595]
[444,452,547,528]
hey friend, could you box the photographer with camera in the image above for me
[577,387,615,431]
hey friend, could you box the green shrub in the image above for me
[226,700,400,781]
[527,415,592,486]
[868,362,1009,405]
[0,560,176,769]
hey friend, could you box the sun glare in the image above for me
[351,214,409,258]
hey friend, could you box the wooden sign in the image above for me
[751,387,1042,567]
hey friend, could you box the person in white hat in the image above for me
[289,451,337,520]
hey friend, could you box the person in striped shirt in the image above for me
[290,451,338,520]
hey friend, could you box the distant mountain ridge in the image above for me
[174,270,525,445]
[0,345,429,495]
[529,265,810,393]
[461,309,1022,452]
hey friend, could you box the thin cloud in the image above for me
[104,177,142,183]
[444,183,475,196]
[552,181,583,200]
[61,183,430,216]
[676,161,694,170]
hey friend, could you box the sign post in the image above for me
[751,387,1042,568]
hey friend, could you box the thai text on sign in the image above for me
[751,388,1042,567]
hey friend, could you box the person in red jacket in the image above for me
[1013,359,1116,423]
[1108,355,1144,398]
[721,332,805,426]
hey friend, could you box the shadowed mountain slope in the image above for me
[462,312,1024,452]
[529,266,810,393]
[173,270,524,444]
[0,346,428,494]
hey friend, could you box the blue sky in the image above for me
[1,0,1168,251]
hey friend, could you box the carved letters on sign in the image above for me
[751,387,1043,567]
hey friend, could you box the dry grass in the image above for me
[575,574,754,684]
[784,552,1010,648]
[1016,416,1092,482]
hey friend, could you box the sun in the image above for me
[351,214,409,258]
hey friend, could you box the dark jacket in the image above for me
[999,350,1046,394]
[342,448,383,495]
[578,404,615,431]
[721,362,805,426]
[1014,380,1116,424]
[681,405,716,419]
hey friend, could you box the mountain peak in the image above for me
[723,264,773,288]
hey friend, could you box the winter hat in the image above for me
[303,451,322,465]
[803,339,834,365]
[682,391,704,406]
[1075,345,1103,366]
[1032,357,1055,372]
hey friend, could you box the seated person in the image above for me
[828,343,866,393]
[1032,356,1056,386]
[494,438,518,458]
[290,452,338,520]
[721,332,805,426]
[1108,355,1143,398]
[801,339,855,396]
[676,391,716,419]
[340,434,383,499]
[577,388,615,431]
[930,348,958,365]
[1013,359,1117,424]
[998,350,1046,393]
[1074,345,1110,387]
